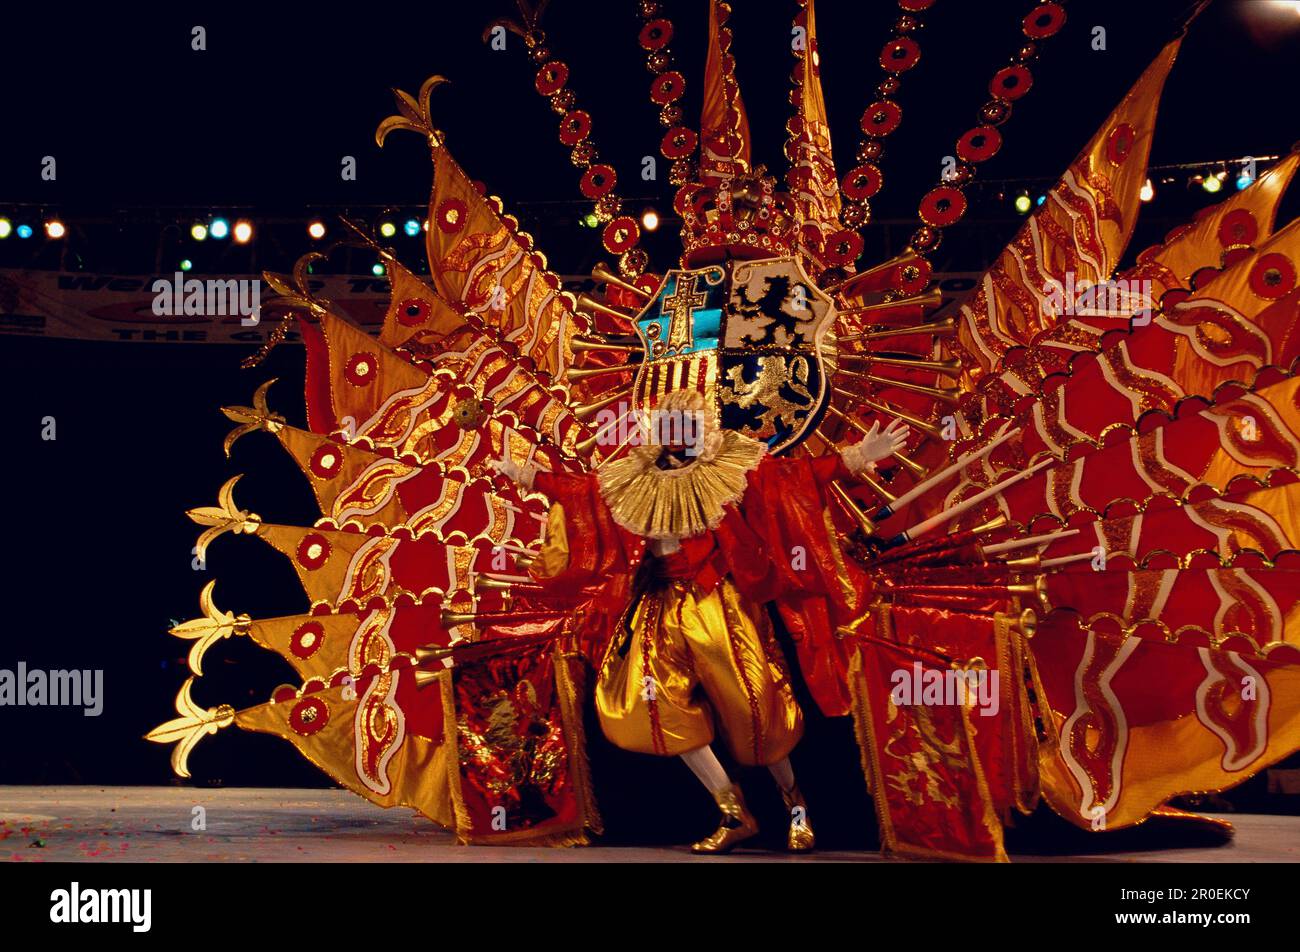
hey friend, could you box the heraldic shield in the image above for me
[631,256,835,453]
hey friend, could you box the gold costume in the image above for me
[595,574,803,766]
[530,421,806,769]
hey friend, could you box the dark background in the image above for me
[1,0,1298,847]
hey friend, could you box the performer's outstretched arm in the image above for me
[489,437,623,590]
[810,417,911,485]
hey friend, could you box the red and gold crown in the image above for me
[675,169,798,267]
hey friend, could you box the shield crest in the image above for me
[631,256,834,453]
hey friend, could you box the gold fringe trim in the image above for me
[554,647,604,838]
[958,702,1010,863]
[440,673,475,841]
[595,430,767,539]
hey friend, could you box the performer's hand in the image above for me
[489,438,538,489]
[843,418,911,473]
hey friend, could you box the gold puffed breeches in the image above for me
[595,578,804,766]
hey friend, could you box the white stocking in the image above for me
[680,745,732,795]
[767,757,796,794]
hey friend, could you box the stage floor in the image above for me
[1,786,1297,862]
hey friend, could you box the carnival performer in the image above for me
[493,389,908,852]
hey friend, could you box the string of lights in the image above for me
[985,152,1282,214]
[0,202,668,248]
[0,151,1278,265]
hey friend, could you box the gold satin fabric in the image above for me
[535,502,570,579]
[595,578,803,765]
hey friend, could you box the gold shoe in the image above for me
[691,784,759,854]
[780,783,815,852]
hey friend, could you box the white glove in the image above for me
[489,439,539,489]
[842,418,910,474]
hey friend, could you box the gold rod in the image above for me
[592,262,652,301]
[834,367,961,404]
[571,336,643,354]
[1001,554,1041,571]
[572,386,632,422]
[565,363,638,382]
[814,423,897,503]
[823,402,869,437]
[830,387,943,439]
[838,288,943,315]
[827,480,878,536]
[973,514,1009,535]
[824,401,925,478]
[837,351,962,377]
[575,410,626,455]
[839,316,957,344]
[889,450,927,479]
[576,293,634,321]
[591,415,645,470]
[821,252,916,295]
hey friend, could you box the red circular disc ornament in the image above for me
[290,621,326,660]
[534,61,569,97]
[661,126,698,159]
[639,18,673,50]
[673,184,701,216]
[620,248,650,279]
[558,110,592,146]
[651,71,685,104]
[823,229,864,267]
[1217,209,1259,248]
[1249,253,1297,299]
[1106,123,1136,165]
[289,696,330,736]
[911,225,941,253]
[580,164,617,198]
[895,258,933,295]
[296,533,332,570]
[990,65,1034,101]
[1022,3,1067,39]
[602,216,640,254]
[899,0,936,9]
[861,100,903,137]
[308,444,344,479]
[842,163,883,200]
[880,36,921,73]
[436,198,467,234]
[397,298,430,327]
[956,126,1003,163]
[635,273,660,297]
[980,99,1012,126]
[918,186,968,227]
[343,352,377,387]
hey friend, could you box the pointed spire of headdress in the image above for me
[699,0,751,183]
